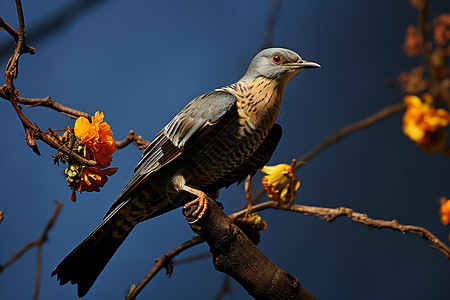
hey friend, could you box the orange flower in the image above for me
[402,95,450,152]
[69,167,118,202]
[67,111,118,202]
[433,14,450,46]
[261,160,302,204]
[402,25,423,57]
[440,198,450,226]
[74,111,117,168]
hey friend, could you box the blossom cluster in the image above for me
[66,112,118,202]
[402,95,450,152]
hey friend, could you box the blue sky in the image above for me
[1,1,449,299]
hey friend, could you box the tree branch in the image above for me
[115,130,150,150]
[0,201,63,275]
[253,102,406,202]
[125,236,204,300]
[182,200,318,300]
[229,201,450,260]
[215,275,232,300]
[417,0,434,80]
[0,16,35,55]
[260,0,283,50]
[15,96,91,119]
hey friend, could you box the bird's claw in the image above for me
[184,196,208,224]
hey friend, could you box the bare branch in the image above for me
[0,201,63,274]
[229,201,450,260]
[16,96,91,119]
[252,102,406,202]
[0,0,108,58]
[125,236,204,300]
[0,210,4,224]
[173,251,210,265]
[115,130,150,150]
[417,0,434,79]
[0,16,35,55]
[33,245,42,300]
[296,102,406,166]
[215,275,232,300]
[260,0,283,50]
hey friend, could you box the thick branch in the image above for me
[229,201,450,260]
[182,200,318,300]
[0,201,62,274]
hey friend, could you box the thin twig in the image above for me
[215,275,232,300]
[0,16,35,54]
[174,251,210,265]
[260,0,283,50]
[16,96,90,119]
[229,201,450,259]
[125,236,204,300]
[0,210,4,224]
[33,245,42,300]
[296,102,406,166]
[115,130,150,150]
[417,0,435,80]
[0,0,107,58]
[252,102,406,202]
[0,201,63,274]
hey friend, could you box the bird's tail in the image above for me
[51,200,134,298]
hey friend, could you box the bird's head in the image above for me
[240,48,320,86]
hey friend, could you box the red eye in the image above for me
[272,55,282,63]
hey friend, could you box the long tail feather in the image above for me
[51,200,133,298]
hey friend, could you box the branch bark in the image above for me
[182,200,318,300]
[229,201,450,260]
[115,130,150,150]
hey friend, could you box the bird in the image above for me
[51,48,320,297]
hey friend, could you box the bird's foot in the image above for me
[182,185,209,224]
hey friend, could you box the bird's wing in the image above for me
[105,90,237,216]
[212,123,282,189]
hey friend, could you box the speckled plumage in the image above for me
[52,48,320,297]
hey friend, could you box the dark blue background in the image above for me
[1,1,449,299]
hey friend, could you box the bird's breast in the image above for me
[181,79,283,188]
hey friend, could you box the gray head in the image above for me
[240,48,320,85]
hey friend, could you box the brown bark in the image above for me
[183,200,318,300]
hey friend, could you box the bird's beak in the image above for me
[296,60,321,69]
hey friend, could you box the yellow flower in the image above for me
[74,111,117,168]
[261,160,302,204]
[69,167,118,202]
[440,198,450,226]
[402,95,450,152]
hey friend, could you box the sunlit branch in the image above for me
[229,201,450,260]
